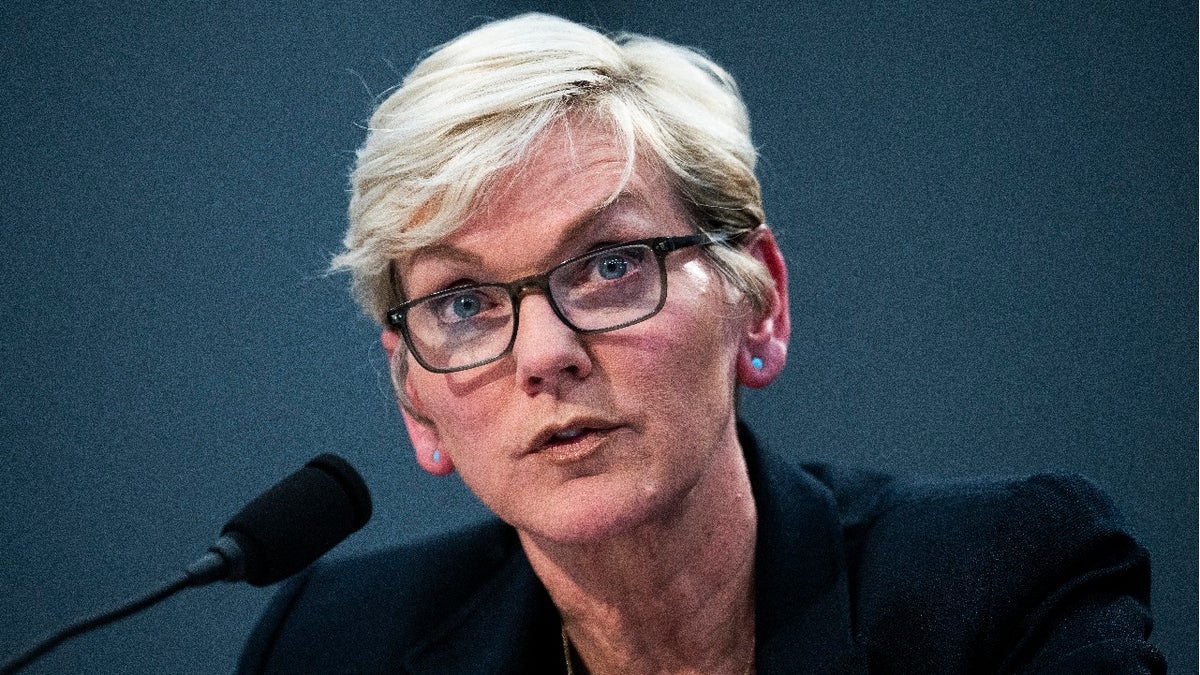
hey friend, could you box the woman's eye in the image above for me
[430,288,494,323]
[451,293,482,318]
[583,246,649,281]
[595,255,630,280]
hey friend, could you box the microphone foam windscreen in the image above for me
[221,453,372,586]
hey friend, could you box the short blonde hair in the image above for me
[331,13,771,325]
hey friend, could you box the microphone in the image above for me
[188,452,373,586]
[0,453,372,674]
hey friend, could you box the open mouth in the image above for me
[545,427,590,446]
[531,424,616,463]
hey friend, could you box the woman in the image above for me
[239,14,1162,674]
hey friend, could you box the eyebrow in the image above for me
[553,190,650,253]
[404,190,650,282]
[406,241,484,269]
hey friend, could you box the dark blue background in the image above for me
[2,1,1194,672]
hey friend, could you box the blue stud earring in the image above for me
[432,450,441,463]
[751,357,764,371]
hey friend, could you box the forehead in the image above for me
[404,116,687,272]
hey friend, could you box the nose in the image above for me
[511,293,592,394]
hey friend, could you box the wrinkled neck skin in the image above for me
[518,425,758,675]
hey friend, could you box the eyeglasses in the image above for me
[385,234,726,373]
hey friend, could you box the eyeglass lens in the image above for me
[404,242,665,371]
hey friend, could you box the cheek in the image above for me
[614,293,741,408]
[406,365,500,448]
[660,266,742,368]
[407,363,549,479]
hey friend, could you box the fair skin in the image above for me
[381,116,790,674]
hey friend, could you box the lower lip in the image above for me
[536,429,611,465]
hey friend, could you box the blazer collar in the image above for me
[741,422,865,672]
[404,423,861,674]
[402,528,565,674]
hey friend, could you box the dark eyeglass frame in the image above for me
[385,234,728,374]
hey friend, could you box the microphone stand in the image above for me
[0,551,229,674]
[1,452,369,673]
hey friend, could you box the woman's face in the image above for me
[393,119,757,544]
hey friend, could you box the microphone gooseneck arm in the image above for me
[0,453,371,674]
[0,562,217,675]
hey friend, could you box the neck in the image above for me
[518,429,758,674]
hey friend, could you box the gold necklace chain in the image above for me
[561,624,574,675]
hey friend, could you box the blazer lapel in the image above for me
[743,424,866,673]
[402,531,566,674]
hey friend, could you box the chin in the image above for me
[515,475,670,545]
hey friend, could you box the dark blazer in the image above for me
[238,427,1164,673]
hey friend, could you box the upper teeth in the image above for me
[554,429,583,440]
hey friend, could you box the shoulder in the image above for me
[805,465,1133,571]
[803,465,1162,672]
[237,518,518,674]
[806,466,1139,594]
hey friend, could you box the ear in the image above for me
[737,227,791,389]
[381,329,401,360]
[382,330,456,476]
[402,406,455,476]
